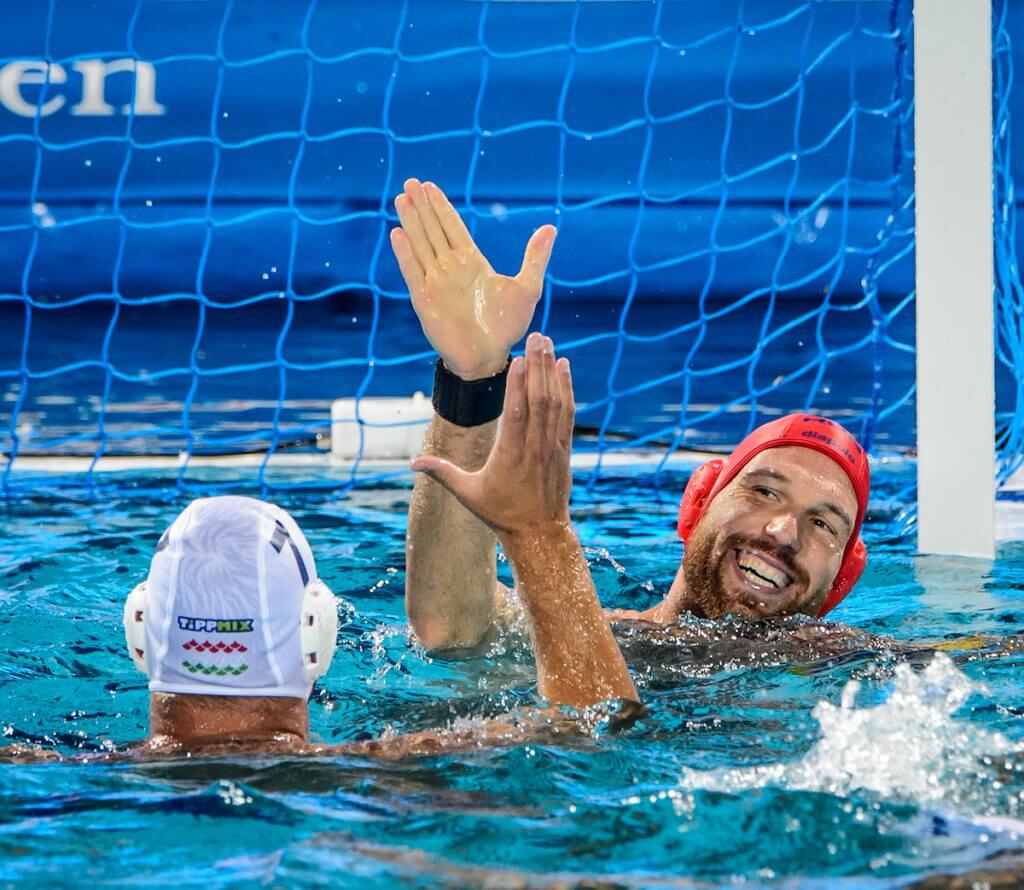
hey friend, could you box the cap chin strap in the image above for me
[122,579,339,682]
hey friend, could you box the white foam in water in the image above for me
[680,654,1020,815]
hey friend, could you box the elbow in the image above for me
[410,621,460,654]
[406,610,485,655]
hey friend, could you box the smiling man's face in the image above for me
[682,447,859,620]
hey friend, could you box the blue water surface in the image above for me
[1,462,1023,887]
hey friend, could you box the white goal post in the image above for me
[914,0,995,558]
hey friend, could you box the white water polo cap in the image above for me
[123,496,338,699]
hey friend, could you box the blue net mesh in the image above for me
[0,0,1006,496]
[994,0,1024,484]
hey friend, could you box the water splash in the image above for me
[679,654,1021,815]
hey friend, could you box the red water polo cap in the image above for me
[677,414,871,617]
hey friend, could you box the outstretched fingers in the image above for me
[516,225,557,296]
[405,179,449,258]
[524,333,557,452]
[541,336,560,436]
[491,355,527,461]
[395,192,435,271]
[556,357,575,451]
[503,356,528,429]
[390,228,425,295]
[424,182,474,251]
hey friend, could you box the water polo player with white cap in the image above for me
[4,349,642,763]
[123,495,340,752]
[111,341,637,758]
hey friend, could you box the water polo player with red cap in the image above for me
[391,180,872,652]
[615,413,871,624]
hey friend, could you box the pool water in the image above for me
[1,463,1023,887]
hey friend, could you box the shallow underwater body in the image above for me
[1,463,1023,887]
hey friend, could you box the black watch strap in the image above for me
[431,358,510,427]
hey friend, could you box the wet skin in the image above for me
[679,446,859,621]
[0,696,644,764]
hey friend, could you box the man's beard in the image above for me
[682,529,814,620]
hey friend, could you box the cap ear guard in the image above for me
[125,576,339,687]
[817,536,867,618]
[123,581,149,676]
[300,579,339,682]
[677,459,725,542]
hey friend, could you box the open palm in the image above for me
[411,333,574,540]
[390,179,557,381]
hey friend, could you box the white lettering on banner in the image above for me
[72,59,165,116]
[0,61,67,117]
[0,58,165,117]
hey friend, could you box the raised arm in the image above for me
[412,334,638,709]
[390,178,556,652]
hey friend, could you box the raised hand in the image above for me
[390,179,557,381]
[410,332,573,544]
[411,333,638,709]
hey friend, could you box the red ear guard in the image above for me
[818,536,866,616]
[675,442,868,618]
[677,459,725,542]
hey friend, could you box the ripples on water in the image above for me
[1,464,1023,886]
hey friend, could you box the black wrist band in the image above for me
[432,358,510,427]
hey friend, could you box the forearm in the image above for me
[341,698,646,761]
[406,414,501,651]
[504,523,638,709]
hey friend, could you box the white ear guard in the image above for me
[300,578,339,682]
[122,577,339,684]
[123,581,149,675]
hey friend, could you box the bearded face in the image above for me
[680,447,858,621]
[682,526,823,620]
